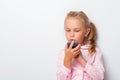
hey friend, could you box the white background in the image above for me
[0,0,120,80]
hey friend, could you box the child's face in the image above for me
[64,17,89,45]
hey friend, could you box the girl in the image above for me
[56,11,105,80]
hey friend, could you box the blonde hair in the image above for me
[65,11,97,55]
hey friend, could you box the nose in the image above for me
[70,32,74,37]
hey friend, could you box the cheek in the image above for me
[65,32,69,39]
[75,33,85,40]
[65,32,68,36]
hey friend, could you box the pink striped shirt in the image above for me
[56,45,105,80]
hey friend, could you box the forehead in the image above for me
[64,17,85,29]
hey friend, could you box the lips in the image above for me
[69,39,75,42]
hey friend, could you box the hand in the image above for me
[64,41,80,68]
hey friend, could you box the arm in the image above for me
[56,41,81,80]
[56,50,71,80]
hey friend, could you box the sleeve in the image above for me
[56,50,72,80]
[83,48,105,80]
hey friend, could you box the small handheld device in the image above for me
[67,41,79,48]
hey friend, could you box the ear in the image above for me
[85,28,90,37]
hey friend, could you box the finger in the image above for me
[75,52,80,57]
[69,40,74,49]
[73,50,80,55]
[76,49,81,54]
[72,49,79,55]
[73,44,80,51]
[73,52,79,57]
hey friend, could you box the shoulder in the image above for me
[94,47,103,59]
[57,49,65,63]
[58,49,64,54]
[95,47,102,55]
[57,49,65,58]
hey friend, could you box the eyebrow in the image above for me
[73,28,81,30]
[65,27,70,29]
[65,27,81,30]
[65,28,81,30]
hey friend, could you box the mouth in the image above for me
[69,39,75,42]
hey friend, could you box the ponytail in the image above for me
[87,22,97,55]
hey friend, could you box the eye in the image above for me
[65,29,70,32]
[74,29,80,32]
